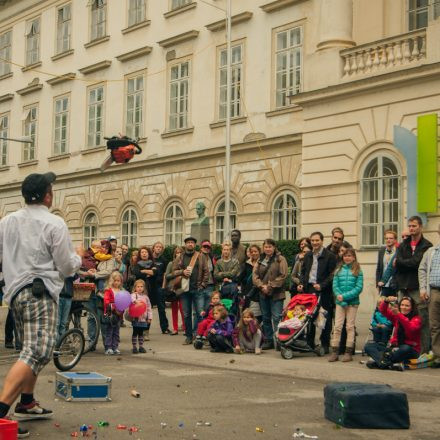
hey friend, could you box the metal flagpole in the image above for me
[224,0,232,242]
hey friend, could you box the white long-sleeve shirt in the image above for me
[0,204,81,304]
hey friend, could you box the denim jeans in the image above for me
[181,289,205,339]
[203,285,215,310]
[57,297,72,341]
[365,342,418,366]
[259,295,283,342]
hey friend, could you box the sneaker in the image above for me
[182,338,193,345]
[366,360,379,369]
[132,347,138,354]
[18,426,30,438]
[113,349,121,355]
[4,341,14,349]
[391,362,405,372]
[14,401,53,420]
[105,349,114,355]
[138,346,146,353]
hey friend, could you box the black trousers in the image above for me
[305,286,333,348]
[207,333,233,352]
[5,309,17,345]
[149,285,169,332]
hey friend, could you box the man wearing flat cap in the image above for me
[0,172,82,437]
[171,236,209,345]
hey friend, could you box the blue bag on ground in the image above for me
[324,382,410,429]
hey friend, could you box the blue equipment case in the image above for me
[55,372,112,402]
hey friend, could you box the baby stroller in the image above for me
[275,294,326,360]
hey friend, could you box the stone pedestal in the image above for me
[190,224,210,243]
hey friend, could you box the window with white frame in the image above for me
[23,106,37,162]
[0,31,12,76]
[121,208,138,248]
[87,86,104,148]
[275,26,302,108]
[219,44,242,120]
[272,191,298,240]
[165,203,184,246]
[169,61,189,131]
[361,156,401,247]
[408,0,440,30]
[0,114,8,166]
[215,200,237,244]
[56,3,71,54]
[25,18,40,66]
[53,96,69,155]
[128,0,146,27]
[171,0,190,10]
[83,212,98,248]
[126,74,144,139]
[90,0,107,41]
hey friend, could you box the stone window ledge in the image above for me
[261,0,308,13]
[79,60,112,75]
[84,36,110,49]
[51,49,74,61]
[21,61,42,72]
[0,72,13,81]
[161,127,194,138]
[0,165,10,172]
[206,11,253,32]
[265,105,302,118]
[48,153,71,162]
[47,73,76,86]
[209,116,247,129]
[18,160,38,168]
[81,145,106,155]
[0,93,14,103]
[137,137,147,144]
[121,20,151,34]
[158,30,199,48]
[16,83,43,96]
[164,2,197,19]
[116,46,152,62]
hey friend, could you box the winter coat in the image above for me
[332,264,363,306]
[379,301,422,354]
[209,317,234,337]
[252,252,288,301]
[214,258,240,283]
[103,288,122,317]
[171,251,209,290]
[395,235,432,290]
[371,308,392,329]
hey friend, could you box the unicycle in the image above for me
[53,328,85,371]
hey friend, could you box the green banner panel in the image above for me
[417,114,438,213]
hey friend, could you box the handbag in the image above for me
[173,251,200,295]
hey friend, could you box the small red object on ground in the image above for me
[117,424,127,430]
[71,432,79,437]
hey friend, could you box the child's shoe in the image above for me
[105,349,113,355]
[113,349,121,355]
[132,347,138,354]
[138,346,146,353]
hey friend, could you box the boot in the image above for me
[341,347,354,362]
[328,346,339,362]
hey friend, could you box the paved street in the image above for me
[1,307,440,440]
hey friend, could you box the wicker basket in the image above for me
[72,283,95,301]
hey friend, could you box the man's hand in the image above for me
[386,296,398,303]
[420,290,429,302]
[261,285,269,295]
[297,284,303,292]
[377,281,384,287]
[183,268,192,277]
[313,283,321,291]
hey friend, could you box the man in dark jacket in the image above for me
[395,216,432,354]
[298,231,337,352]
[151,242,170,335]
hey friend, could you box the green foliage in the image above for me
[275,239,300,266]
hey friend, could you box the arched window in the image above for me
[83,212,98,248]
[215,200,237,244]
[121,208,138,248]
[272,192,298,240]
[165,203,184,246]
[361,156,401,246]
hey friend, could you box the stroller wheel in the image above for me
[193,339,204,350]
[314,345,325,357]
[280,347,294,360]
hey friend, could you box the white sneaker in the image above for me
[105,349,114,355]
[113,349,121,355]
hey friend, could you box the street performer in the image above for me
[0,172,82,438]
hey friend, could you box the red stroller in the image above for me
[275,294,326,359]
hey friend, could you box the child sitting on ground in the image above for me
[371,298,393,345]
[194,291,222,346]
[233,308,263,354]
[103,271,124,355]
[207,305,234,353]
[278,304,308,330]
[130,279,152,354]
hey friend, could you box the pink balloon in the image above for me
[114,291,132,312]
[129,302,147,318]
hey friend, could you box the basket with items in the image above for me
[72,282,96,302]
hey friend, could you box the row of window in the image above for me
[0,1,195,74]
[80,191,299,249]
[78,154,401,250]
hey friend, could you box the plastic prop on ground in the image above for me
[130,389,141,398]
[114,291,132,312]
[293,428,319,439]
[129,301,147,318]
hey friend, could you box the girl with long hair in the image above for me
[233,308,263,354]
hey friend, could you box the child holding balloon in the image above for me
[131,279,152,353]
[103,271,126,355]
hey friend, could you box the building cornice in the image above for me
[16,82,43,96]
[84,35,110,49]
[116,46,153,62]
[79,60,112,75]
[121,20,151,34]
[0,93,13,103]
[206,11,253,32]
[51,49,74,62]
[158,30,199,48]
[21,61,42,72]
[260,0,308,13]
[291,62,440,107]
[163,2,197,19]
[46,72,76,86]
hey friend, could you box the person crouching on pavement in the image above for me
[207,305,234,353]
[131,279,152,354]
[233,308,263,354]
[194,291,222,347]
[103,271,124,355]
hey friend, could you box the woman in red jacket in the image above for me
[365,296,421,370]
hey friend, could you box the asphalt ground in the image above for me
[0,306,439,440]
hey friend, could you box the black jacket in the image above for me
[375,247,387,285]
[300,248,337,295]
[395,236,432,290]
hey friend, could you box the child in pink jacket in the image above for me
[131,279,152,354]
